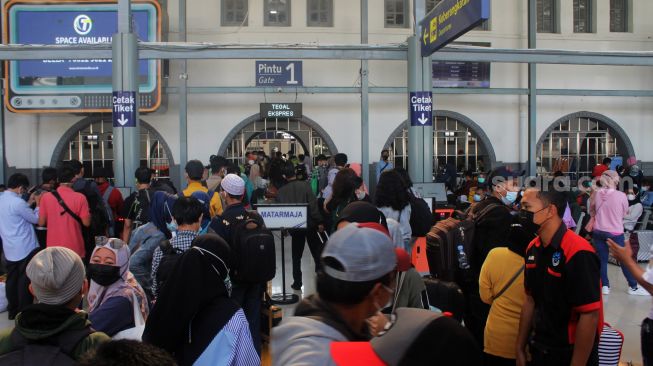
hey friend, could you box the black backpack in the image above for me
[129,189,152,229]
[0,327,91,365]
[156,240,180,293]
[409,192,433,237]
[231,215,276,283]
[76,181,110,254]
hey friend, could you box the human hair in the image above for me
[298,154,305,162]
[68,159,83,175]
[331,168,361,206]
[316,154,327,162]
[603,157,612,165]
[7,173,29,189]
[316,257,393,305]
[42,167,58,184]
[393,167,413,188]
[57,162,76,183]
[281,161,296,178]
[135,167,152,184]
[78,340,177,366]
[375,170,410,211]
[185,160,204,181]
[535,189,566,219]
[334,153,348,167]
[172,196,203,226]
[225,163,240,175]
[210,155,228,174]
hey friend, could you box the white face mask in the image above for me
[356,190,366,200]
[627,194,637,201]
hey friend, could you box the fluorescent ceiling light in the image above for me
[270,10,278,14]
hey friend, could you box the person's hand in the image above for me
[608,238,632,263]
[366,312,389,337]
[516,347,528,366]
[34,191,43,206]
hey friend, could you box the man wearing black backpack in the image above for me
[209,173,269,355]
[0,247,110,363]
[121,167,154,243]
[464,166,521,347]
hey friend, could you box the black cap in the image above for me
[487,166,522,187]
[336,201,388,230]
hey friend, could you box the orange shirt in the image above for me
[39,186,90,258]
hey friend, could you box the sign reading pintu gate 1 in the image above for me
[419,0,490,56]
[112,91,137,127]
[410,92,433,126]
[256,61,303,87]
[260,103,302,119]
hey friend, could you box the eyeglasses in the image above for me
[94,236,128,250]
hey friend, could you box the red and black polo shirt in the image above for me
[524,223,603,348]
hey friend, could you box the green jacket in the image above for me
[0,304,110,360]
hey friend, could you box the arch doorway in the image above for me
[537,112,635,179]
[52,116,174,179]
[384,111,496,175]
[219,115,338,165]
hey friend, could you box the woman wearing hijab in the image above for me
[128,191,177,299]
[142,234,259,366]
[87,237,149,337]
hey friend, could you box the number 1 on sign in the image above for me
[286,63,297,85]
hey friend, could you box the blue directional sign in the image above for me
[419,0,490,56]
[112,91,137,127]
[256,61,303,87]
[410,92,433,127]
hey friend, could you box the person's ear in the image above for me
[28,284,35,297]
[82,279,89,296]
[198,213,204,225]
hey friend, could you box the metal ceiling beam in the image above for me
[2,43,653,65]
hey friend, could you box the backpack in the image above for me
[409,192,433,237]
[75,181,110,254]
[189,190,216,227]
[156,240,179,292]
[231,215,276,283]
[0,327,91,365]
[425,203,502,284]
[128,189,152,229]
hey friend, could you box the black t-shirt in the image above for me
[524,223,603,348]
[121,189,153,226]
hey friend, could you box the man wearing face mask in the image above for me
[272,223,400,365]
[516,188,602,366]
[150,196,203,298]
[276,161,325,291]
[464,166,520,346]
[375,150,393,183]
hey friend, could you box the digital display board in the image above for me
[3,1,162,113]
[432,42,490,88]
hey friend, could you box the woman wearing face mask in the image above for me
[87,238,149,337]
[143,234,259,366]
[590,170,645,296]
[325,168,367,231]
[624,186,644,266]
[375,170,412,251]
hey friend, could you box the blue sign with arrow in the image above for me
[112,91,137,128]
[410,92,433,127]
[419,0,490,56]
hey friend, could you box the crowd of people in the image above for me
[0,149,649,366]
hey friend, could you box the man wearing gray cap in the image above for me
[272,222,399,365]
[0,247,109,362]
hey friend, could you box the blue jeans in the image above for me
[231,283,262,355]
[592,230,637,288]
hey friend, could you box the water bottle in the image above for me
[457,245,470,270]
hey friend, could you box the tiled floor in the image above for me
[0,236,649,365]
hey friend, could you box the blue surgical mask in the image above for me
[473,194,482,202]
[166,220,178,233]
[478,177,486,184]
[502,191,518,205]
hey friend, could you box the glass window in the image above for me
[537,0,556,33]
[426,0,442,13]
[385,0,408,28]
[307,0,333,27]
[573,0,592,33]
[264,0,291,27]
[610,0,628,32]
[221,0,248,26]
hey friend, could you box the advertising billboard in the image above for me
[3,0,162,113]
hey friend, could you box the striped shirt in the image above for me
[150,230,198,297]
[598,324,623,366]
[193,309,260,366]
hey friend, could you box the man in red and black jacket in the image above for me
[517,188,602,366]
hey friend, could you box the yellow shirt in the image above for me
[182,181,223,217]
[479,247,525,359]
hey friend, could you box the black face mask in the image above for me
[87,263,121,287]
[518,209,543,234]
